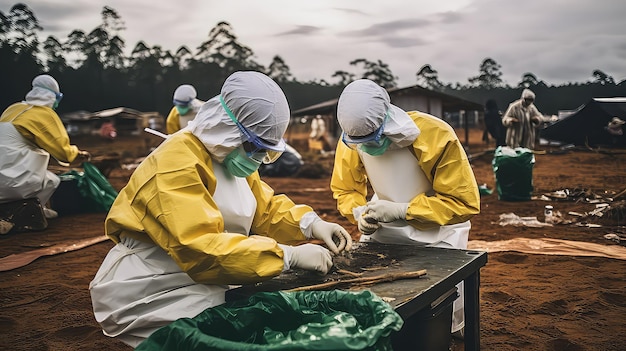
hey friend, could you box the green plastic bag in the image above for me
[492,146,535,201]
[58,162,118,212]
[136,290,404,351]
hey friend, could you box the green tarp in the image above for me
[136,290,403,351]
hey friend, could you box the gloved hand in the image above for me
[77,150,91,162]
[365,200,409,223]
[358,213,379,235]
[278,243,333,275]
[310,220,353,254]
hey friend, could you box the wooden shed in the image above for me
[61,107,165,137]
[287,84,483,152]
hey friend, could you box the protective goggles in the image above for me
[172,98,192,107]
[219,95,285,164]
[341,110,389,150]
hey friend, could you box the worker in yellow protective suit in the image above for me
[330,79,480,339]
[0,74,90,219]
[165,84,204,134]
[90,71,352,347]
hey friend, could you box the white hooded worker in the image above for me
[330,79,480,339]
[501,88,543,149]
[0,74,90,219]
[89,71,352,347]
[165,84,204,134]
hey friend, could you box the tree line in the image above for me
[1,3,624,117]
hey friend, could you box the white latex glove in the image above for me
[365,200,409,223]
[358,214,380,235]
[310,220,353,254]
[278,243,333,275]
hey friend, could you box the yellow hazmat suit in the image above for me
[105,131,312,284]
[90,72,348,347]
[332,110,480,228]
[0,103,79,162]
[331,79,480,335]
[0,75,81,207]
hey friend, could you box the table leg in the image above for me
[464,270,481,351]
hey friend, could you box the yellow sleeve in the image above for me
[12,105,79,162]
[165,107,181,134]
[246,173,312,243]
[330,140,369,224]
[105,133,285,285]
[405,112,481,229]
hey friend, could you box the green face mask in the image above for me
[223,147,262,177]
[176,105,191,115]
[360,136,392,156]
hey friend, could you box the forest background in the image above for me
[1,3,625,119]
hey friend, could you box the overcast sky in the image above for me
[3,0,626,87]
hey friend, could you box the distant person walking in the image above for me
[484,99,506,147]
[502,89,543,149]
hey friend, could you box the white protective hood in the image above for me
[24,75,59,108]
[187,71,290,162]
[337,79,419,149]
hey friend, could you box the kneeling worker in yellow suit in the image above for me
[0,74,90,219]
[90,71,352,347]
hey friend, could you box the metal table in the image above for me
[226,244,488,351]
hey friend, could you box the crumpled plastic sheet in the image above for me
[494,213,553,227]
[468,237,626,260]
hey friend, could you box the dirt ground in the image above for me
[1,129,625,351]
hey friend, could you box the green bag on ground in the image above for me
[492,146,535,201]
[58,162,118,213]
[135,290,404,351]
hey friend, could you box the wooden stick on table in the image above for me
[286,269,427,292]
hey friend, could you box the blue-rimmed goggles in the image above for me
[219,95,285,164]
[341,110,389,150]
[173,98,192,107]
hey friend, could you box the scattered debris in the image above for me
[532,189,626,227]
[575,223,603,228]
[538,188,620,203]
[494,213,553,227]
[479,183,493,195]
[380,296,397,303]
[604,233,626,244]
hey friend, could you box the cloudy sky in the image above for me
[3,0,626,87]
